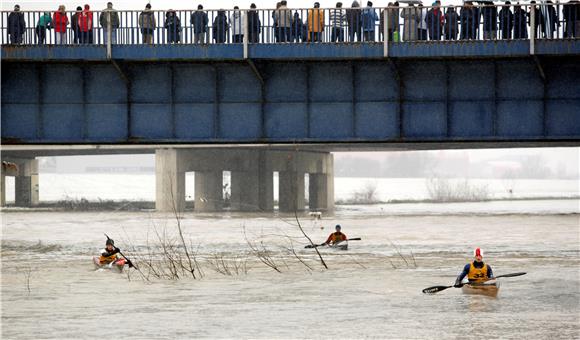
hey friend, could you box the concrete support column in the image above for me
[258,151,273,211]
[0,173,6,207]
[279,171,305,212]
[14,159,39,207]
[231,171,259,211]
[308,153,334,212]
[194,171,223,212]
[155,149,185,212]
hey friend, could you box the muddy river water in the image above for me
[1,209,579,339]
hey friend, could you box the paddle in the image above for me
[104,233,137,269]
[422,272,527,294]
[304,238,362,248]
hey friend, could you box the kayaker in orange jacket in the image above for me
[324,224,348,245]
[454,247,494,286]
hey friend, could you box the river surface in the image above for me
[1,207,579,339]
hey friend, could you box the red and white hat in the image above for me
[474,247,483,258]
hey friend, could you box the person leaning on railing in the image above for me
[212,9,229,43]
[247,3,262,43]
[191,5,209,44]
[380,2,399,42]
[230,6,245,43]
[100,2,120,45]
[291,11,304,42]
[482,1,498,40]
[444,6,459,40]
[426,1,444,41]
[7,4,26,44]
[361,1,379,42]
[460,2,474,40]
[139,3,156,44]
[498,1,514,40]
[164,9,181,44]
[562,0,578,38]
[274,0,293,42]
[36,12,52,44]
[53,5,69,44]
[78,4,94,44]
[308,2,325,42]
[540,0,559,38]
[71,6,82,44]
[346,1,362,42]
[330,2,346,42]
[512,4,528,39]
[401,4,419,41]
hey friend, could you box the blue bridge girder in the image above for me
[2,44,580,146]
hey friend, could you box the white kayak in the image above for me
[329,240,348,251]
[461,281,500,297]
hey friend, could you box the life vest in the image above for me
[328,232,347,244]
[467,261,489,283]
[99,249,118,264]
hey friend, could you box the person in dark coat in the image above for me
[513,4,528,39]
[212,10,229,43]
[498,1,514,39]
[292,12,303,42]
[460,2,475,39]
[472,1,482,39]
[563,0,578,38]
[71,6,82,44]
[191,5,209,44]
[164,10,181,43]
[481,1,498,39]
[346,1,362,42]
[247,3,261,43]
[528,1,542,38]
[8,4,26,44]
[426,1,444,40]
[444,6,460,40]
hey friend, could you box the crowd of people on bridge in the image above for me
[5,1,580,45]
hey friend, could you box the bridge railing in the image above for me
[1,4,579,45]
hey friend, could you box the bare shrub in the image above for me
[426,177,490,202]
[207,252,250,276]
[351,180,380,204]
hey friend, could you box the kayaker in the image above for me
[324,224,348,246]
[454,247,494,287]
[98,238,121,265]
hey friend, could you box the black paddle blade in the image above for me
[304,244,317,249]
[422,285,453,294]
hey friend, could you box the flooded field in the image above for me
[1,208,579,339]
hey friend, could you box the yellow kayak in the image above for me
[461,281,500,297]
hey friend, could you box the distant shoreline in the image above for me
[1,196,578,212]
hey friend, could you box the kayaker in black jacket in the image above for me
[99,238,121,264]
[455,247,494,286]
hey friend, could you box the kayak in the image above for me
[93,256,126,273]
[330,240,348,251]
[461,281,500,297]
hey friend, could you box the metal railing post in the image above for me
[106,11,112,59]
[383,7,389,57]
[243,10,249,59]
[530,5,536,55]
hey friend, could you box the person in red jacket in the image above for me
[324,224,348,246]
[53,5,69,44]
[78,4,93,44]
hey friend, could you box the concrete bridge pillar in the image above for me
[308,153,334,212]
[194,171,223,212]
[155,149,185,212]
[279,171,305,212]
[0,173,6,207]
[14,159,39,207]
[230,151,274,212]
